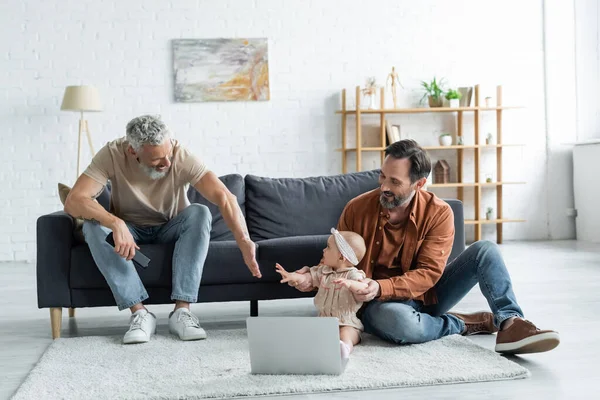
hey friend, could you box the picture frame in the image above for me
[385,120,402,143]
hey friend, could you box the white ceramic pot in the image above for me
[449,99,460,108]
[439,135,453,146]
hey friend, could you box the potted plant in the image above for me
[439,133,453,146]
[420,77,446,108]
[486,133,494,145]
[486,207,493,220]
[361,77,378,109]
[446,89,462,108]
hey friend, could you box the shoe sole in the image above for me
[465,329,498,336]
[123,326,156,345]
[495,332,560,354]
[169,327,207,341]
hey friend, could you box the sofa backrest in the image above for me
[187,174,245,241]
[244,170,381,241]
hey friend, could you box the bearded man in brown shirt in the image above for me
[294,140,559,355]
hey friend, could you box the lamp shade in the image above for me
[60,85,102,112]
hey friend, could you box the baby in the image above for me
[275,228,369,360]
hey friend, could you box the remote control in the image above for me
[105,232,151,268]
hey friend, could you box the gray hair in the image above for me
[126,115,171,152]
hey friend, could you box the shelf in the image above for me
[336,144,525,152]
[335,106,523,115]
[337,84,525,244]
[465,219,526,225]
[427,182,525,188]
[335,147,386,152]
[424,144,524,150]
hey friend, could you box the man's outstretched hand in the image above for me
[239,239,261,278]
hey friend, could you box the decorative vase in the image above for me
[368,93,377,109]
[485,97,492,107]
[439,135,452,146]
[486,212,492,220]
[428,96,443,108]
[449,99,460,108]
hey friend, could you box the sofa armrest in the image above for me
[443,199,465,263]
[36,211,75,308]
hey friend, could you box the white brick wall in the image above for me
[0,0,567,261]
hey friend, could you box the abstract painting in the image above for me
[173,38,270,102]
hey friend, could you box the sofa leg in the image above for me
[68,308,76,318]
[50,308,63,339]
[250,300,258,317]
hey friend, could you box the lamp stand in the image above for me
[76,111,96,179]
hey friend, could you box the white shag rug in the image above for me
[13,329,529,400]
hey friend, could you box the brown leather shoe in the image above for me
[449,311,498,335]
[495,318,560,354]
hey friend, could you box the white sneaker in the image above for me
[123,309,156,344]
[169,308,207,341]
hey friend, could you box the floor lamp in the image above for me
[60,85,102,179]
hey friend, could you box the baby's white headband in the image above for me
[331,228,359,266]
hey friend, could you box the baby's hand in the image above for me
[333,278,352,289]
[333,278,369,294]
[275,263,290,280]
[276,263,300,285]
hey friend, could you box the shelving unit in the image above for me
[336,84,525,244]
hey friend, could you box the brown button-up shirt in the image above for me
[337,188,454,305]
[374,218,407,279]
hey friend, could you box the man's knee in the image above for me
[184,204,212,225]
[468,240,499,257]
[364,302,427,344]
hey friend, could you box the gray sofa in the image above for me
[36,170,465,338]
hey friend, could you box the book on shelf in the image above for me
[385,120,401,144]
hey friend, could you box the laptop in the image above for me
[246,316,348,375]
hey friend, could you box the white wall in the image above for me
[543,0,578,240]
[575,0,600,142]
[0,0,569,261]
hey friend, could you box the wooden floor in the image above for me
[1,240,598,400]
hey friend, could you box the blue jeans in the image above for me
[82,204,212,311]
[361,240,524,344]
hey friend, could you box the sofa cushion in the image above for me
[70,243,174,289]
[187,174,245,241]
[256,235,329,282]
[69,240,257,289]
[200,240,259,285]
[245,170,380,241]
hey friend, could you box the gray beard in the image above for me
[138,163,169,180]
[379,190,415,209]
